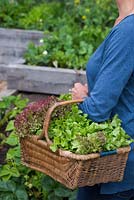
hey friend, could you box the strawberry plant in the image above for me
[24,0,117,69]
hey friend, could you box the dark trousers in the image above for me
[77,185,134,200]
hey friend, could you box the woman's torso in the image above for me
[86,14,134,193]
[86,14,134,138]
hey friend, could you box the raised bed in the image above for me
[0,27,86,94]
[0,28,43,64]
[0,64,86,95]
[0,89,17,100]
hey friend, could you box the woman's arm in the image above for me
[71,83,88,100]
[72,24,134,122]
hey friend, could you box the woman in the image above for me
[71,0,134,199]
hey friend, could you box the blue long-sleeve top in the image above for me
[79,14,134,194]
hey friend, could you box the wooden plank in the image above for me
[0,56,25,64]
[0,47,25,57]
[0,28,43,48]
[0,89,17,100]
[0,47,25,64]
[0,28,86,94]
[0,28,44,64]
[0,64,7,80]
[0,64,86,95]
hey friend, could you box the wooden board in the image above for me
[0,64,86,95]
[0,89,17,100]
[0,28,43,64]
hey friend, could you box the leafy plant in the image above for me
[49,104,133,153]
[0,0,40,28]
[42,176,77,200]
[25,26,94,69]
[19,2,64,31]
[15,96,57,137]
[0,0,118,69]
[0,126,77,199]
[0,95,29,152]
[15,94,134,155]
[0,95,77,199]
[24,0,118,69]
[1,94,132,199]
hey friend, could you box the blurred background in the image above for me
[0,0,117,70]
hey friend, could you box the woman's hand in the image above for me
[71,83,88,100]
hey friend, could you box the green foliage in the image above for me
[0,0,118,69]
[24,0,118,69]
[49,104,133,154]
[1,94,132,198]
[0,180,28,200]
[42,176,77,200]
[0,95,29,121]
[49,94,134,153]
[14,94,134,155]
[0,95,77,199]
[25,27,94,69]
[0,0,39,28]
[19,2,64,31]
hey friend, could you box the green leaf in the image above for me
[6,120,15,131]
[15,186,28,200]
[48,192,62,200]
[55,187,73,197]
[5,132,19,146]
[111,114,121,127]
[42,176,58,192]
[0,192,15,200]
[50,144,58,152]
[0,101,7,109]
[14,98,29,109]
[0,180,16,192]
[10,167,20,178]
[0,164,20,180]
[6,146,20,160]
[68,190,77,200]
[0,165,11,177]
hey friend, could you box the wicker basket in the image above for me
[20,99,130,189]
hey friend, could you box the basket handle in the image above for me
[38,99,83,146]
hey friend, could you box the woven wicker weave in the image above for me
[20,99,130,189]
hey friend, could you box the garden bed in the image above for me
[0,1,116,95]
[0,64,86,95]
[0,27,86,95]
[0,28,43,64]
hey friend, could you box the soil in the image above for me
[0,81,7,92]
[19,91,57,102]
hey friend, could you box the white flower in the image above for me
[43,50,48,55]
[53,60,58,68]
[39,39,44,43]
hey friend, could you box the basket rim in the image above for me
[58,146,131,160]
[20,135,131,161]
